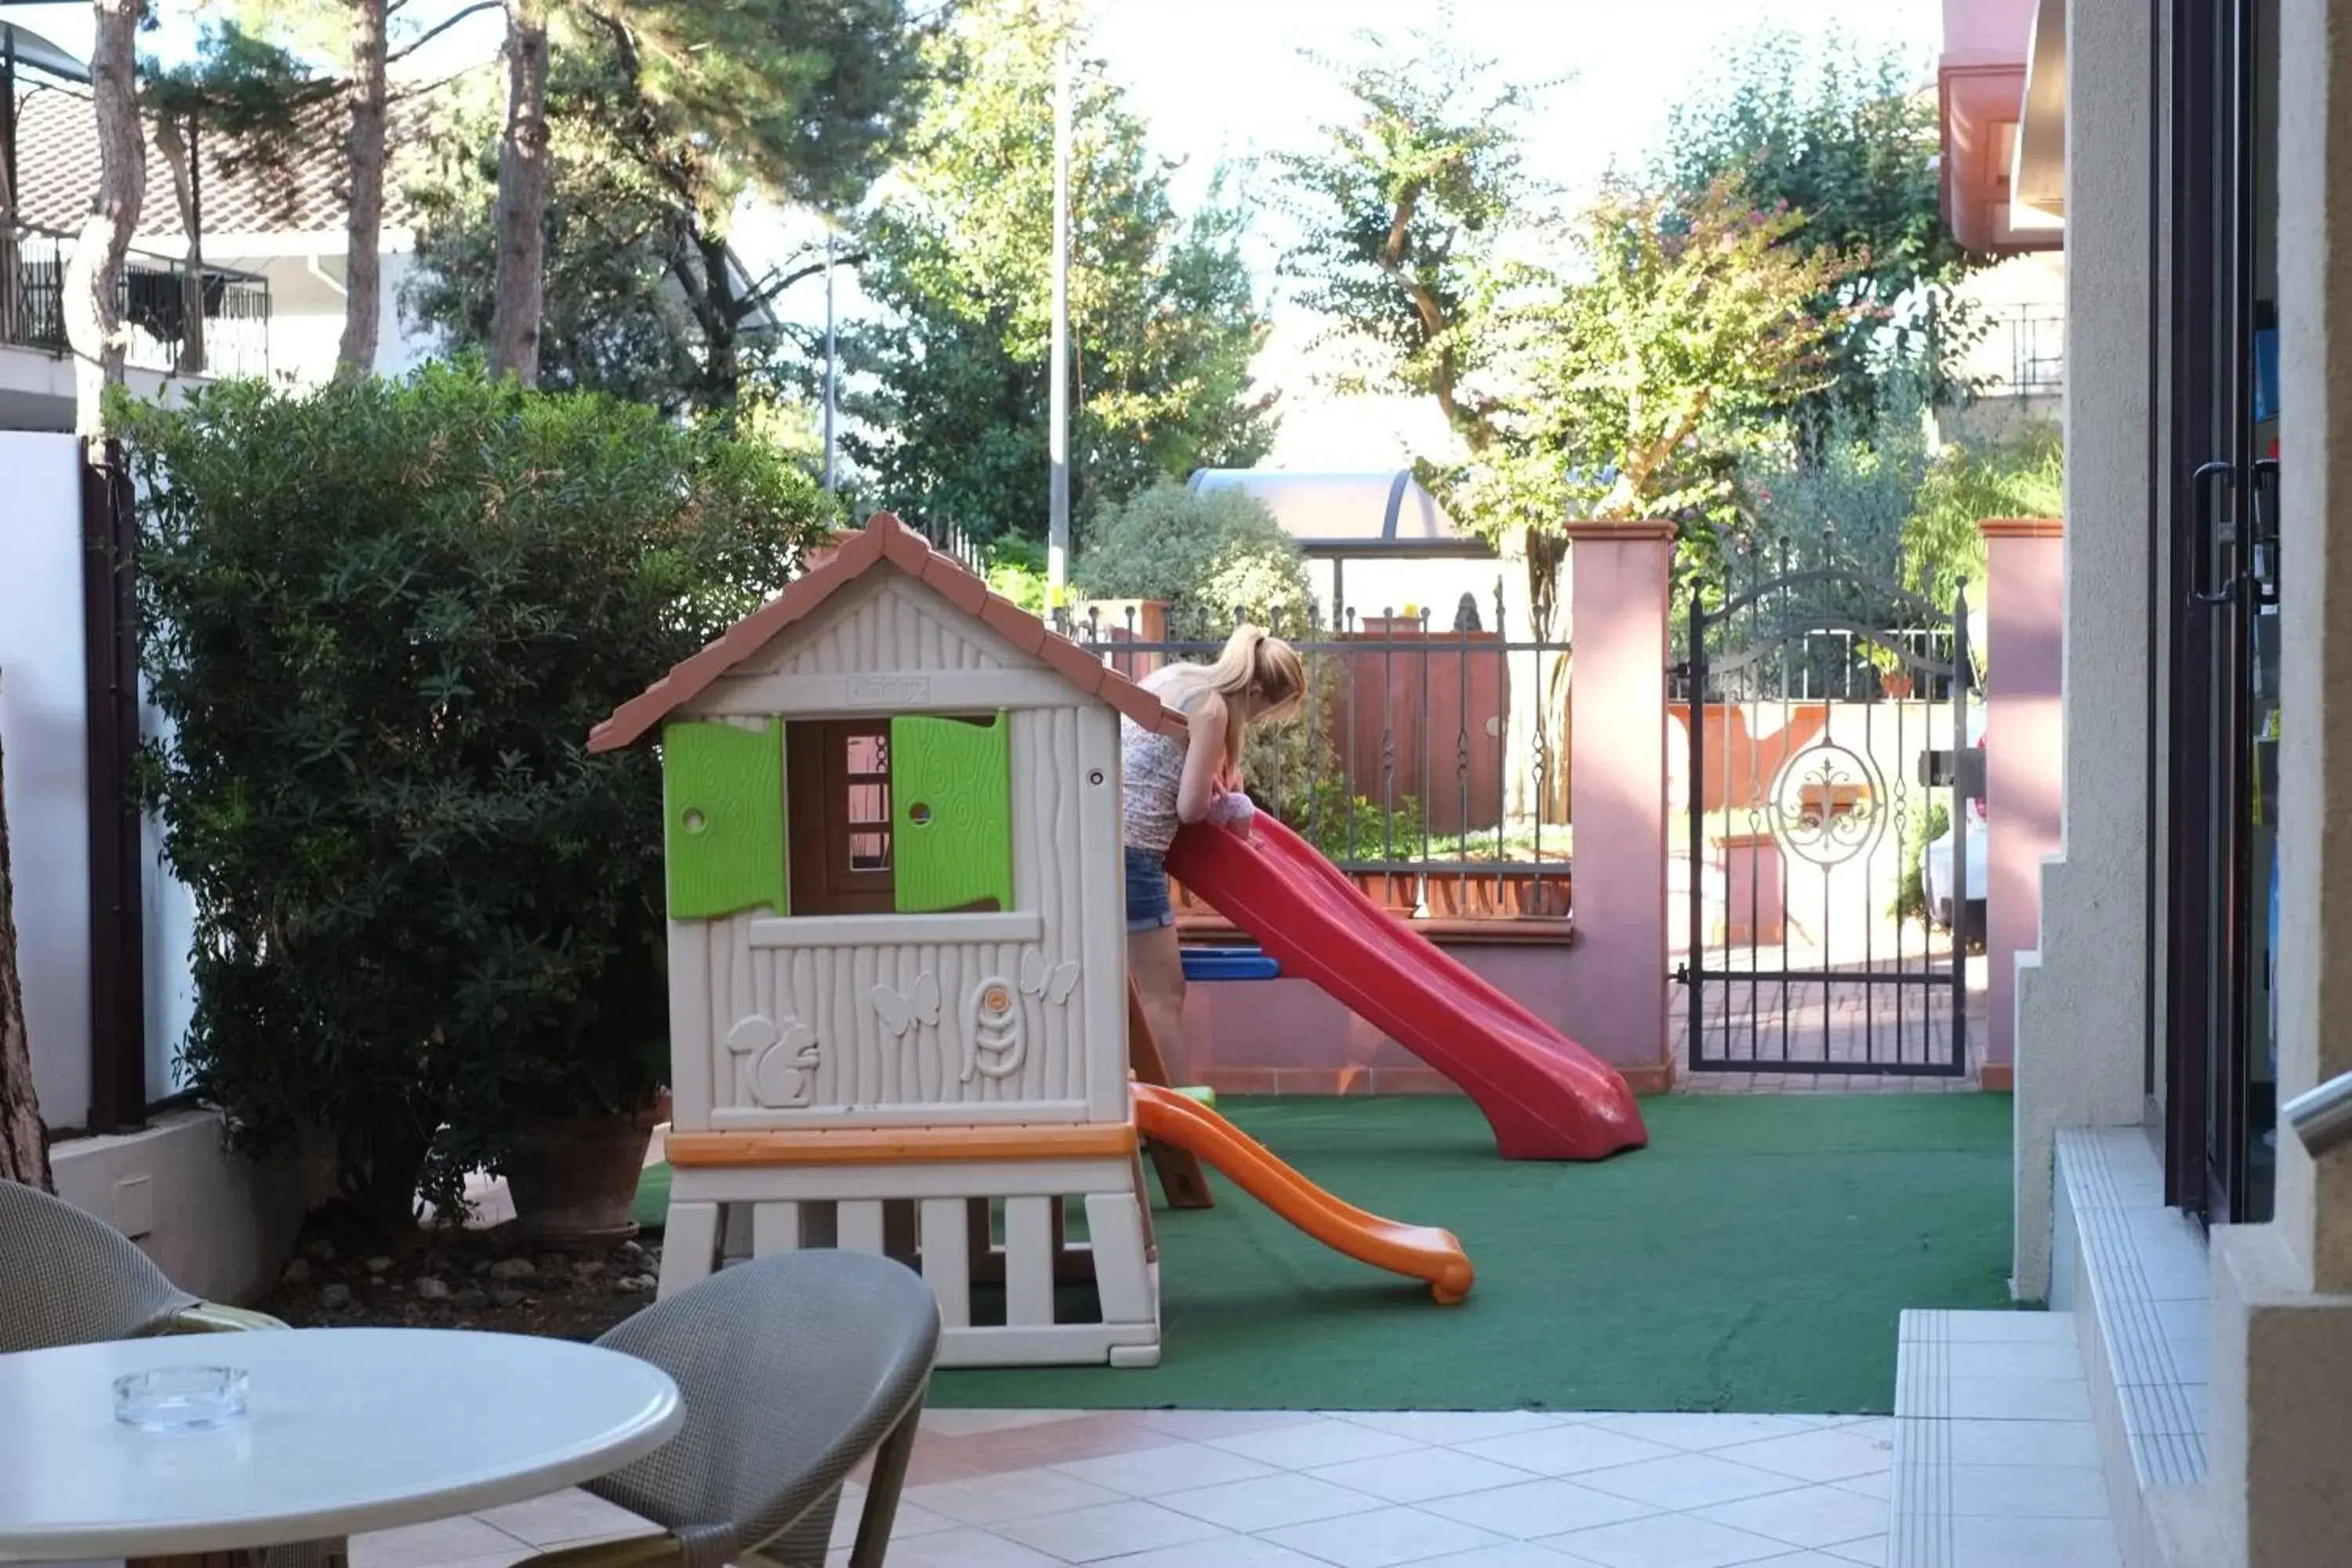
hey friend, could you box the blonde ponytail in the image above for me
[1201,625,1270,695]
[1159,624,1308,768]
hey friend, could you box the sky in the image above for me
[14,0,1943,467]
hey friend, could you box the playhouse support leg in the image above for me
[658,1200,721,1298]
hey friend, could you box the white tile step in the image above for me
[1890,1308,2126,1568]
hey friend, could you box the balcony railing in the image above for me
[1979,304,2063,398]
[3,224,271,381]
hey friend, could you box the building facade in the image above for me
[1946,0,2352,1560]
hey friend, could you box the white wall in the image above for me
[0,432,199,1130]
[215,249,432,391]
[0,432,96,1129]
[1312,556,1508,633]
[53,1110,327,1304]
[2009,0,2156,1300]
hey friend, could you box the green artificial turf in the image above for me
[635,1092,2016,1414]
[633,1163,672,1235]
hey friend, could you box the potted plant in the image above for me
[495,917,673,1247]
[1857,637,1914,699]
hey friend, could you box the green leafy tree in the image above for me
[1727,373,1936,675]
[114,367,836,1239]
[1073,481,1313,637]
[1270,16,1545,456]
[1662,28,1984,423]
[1471,180,1849,539]
[1740,375,1933,588]
[169,0,474,376]
[1277,27,1844,597]
[833,0,1276,545]
[408,0,939,411]
[1902,419,2064,609]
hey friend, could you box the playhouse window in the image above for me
[787,720,898,915]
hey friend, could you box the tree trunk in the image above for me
[336,0,389,377]
[695,228,739,410]
[151,114,205,377]
[349,1109,429,1243]
[61,0,147,437]
[488,0,550,386]
[0,677,55,1192]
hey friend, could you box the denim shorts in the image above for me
[1123,846,1174,935]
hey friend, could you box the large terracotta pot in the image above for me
[504,1108,659,1247]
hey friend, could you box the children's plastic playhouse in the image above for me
[589,512,1635,1368]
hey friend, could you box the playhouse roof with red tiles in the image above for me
[588,512,1191,753]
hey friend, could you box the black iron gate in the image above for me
[1674,570,1977,1076]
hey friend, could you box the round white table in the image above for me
[0,1328,684,1563]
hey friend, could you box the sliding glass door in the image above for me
[2161,0,2279,1226]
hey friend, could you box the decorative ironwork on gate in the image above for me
[1672,568,1979,1076]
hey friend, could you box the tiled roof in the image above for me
[12,87,424,241]
[589,512,1193,753]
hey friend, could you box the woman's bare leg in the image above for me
[1127,924,1187,1074]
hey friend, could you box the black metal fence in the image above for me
[1668,623,1965,705]
[7,225,272,381]
[1055,591,1574,919]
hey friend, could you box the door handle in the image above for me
[2192,459,2238,607]
[2251,456,2281,607]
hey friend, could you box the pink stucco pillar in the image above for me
[1982,517,2064,1087]
[1566,520,1675,1082]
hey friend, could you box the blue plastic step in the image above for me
[1180,946,1282,982]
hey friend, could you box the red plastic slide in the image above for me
[1163,815,1648,1161]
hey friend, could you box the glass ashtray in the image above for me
[114,1366,249,1432]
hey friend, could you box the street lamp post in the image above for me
[1047,37,1072,604]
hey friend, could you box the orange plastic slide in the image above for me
[1131,1082,1474,1305]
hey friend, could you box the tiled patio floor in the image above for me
[352,1406,1902,1568]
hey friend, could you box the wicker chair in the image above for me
[0,1178,286,1351]
[539,1250,942,1568]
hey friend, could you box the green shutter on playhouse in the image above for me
[662,719,787,920]
[890,712,1013,913]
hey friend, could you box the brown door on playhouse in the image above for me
[785,712,1015,916]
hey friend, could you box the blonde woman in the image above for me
[1120,625,1308,1058]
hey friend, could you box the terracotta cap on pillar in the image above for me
[1562,519,1678,543]
[1979,517,2063,539]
